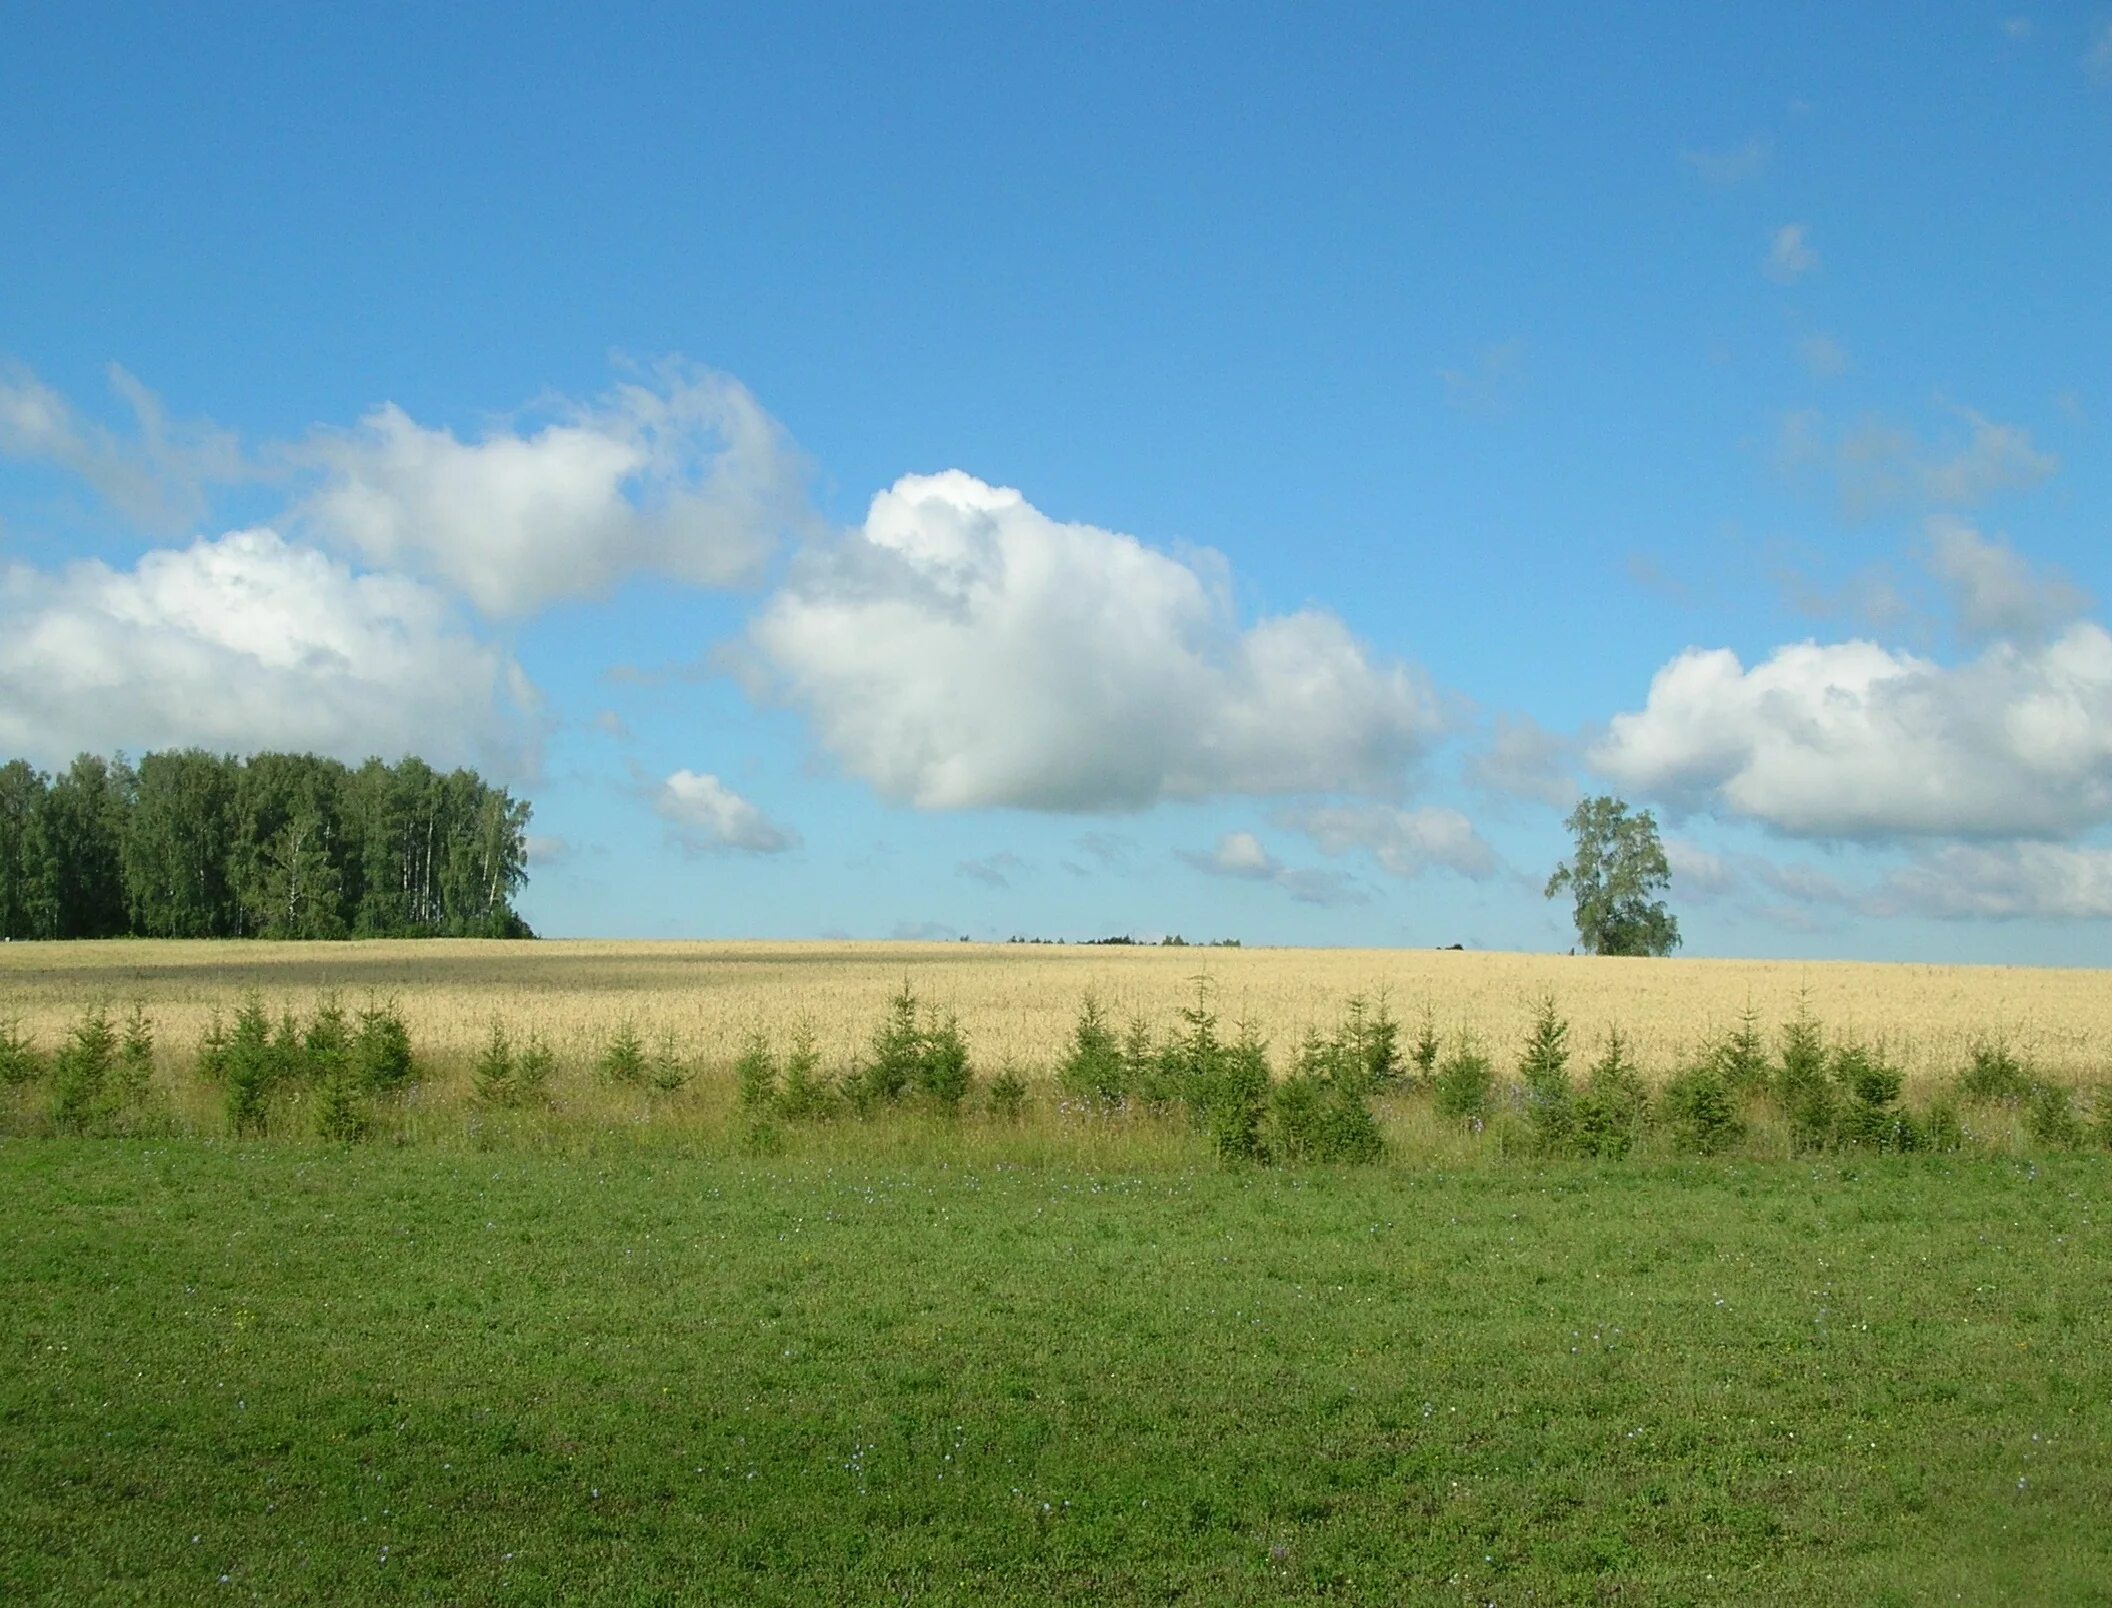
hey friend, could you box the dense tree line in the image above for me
[0,751,534,941]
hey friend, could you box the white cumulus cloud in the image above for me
[653,770,797,855]
[297,364,813,617]
[746,471,1441,811]
[0,528,536,773]
[1593,626,2112,839]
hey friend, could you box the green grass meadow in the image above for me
[5,1142,2109,1604]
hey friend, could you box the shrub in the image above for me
[1576,1028,1649,1158]
[1959,1040,2030,1106]
[1,1017,45,1087]
[1776,1005,1835,1154]
[2026,1081,2085,1149]
[1660,1062,1744,1155]
[1192,1019,1270,1162]
[777,1020,837,1121]
[1710,1003,1770,1099]
[514,1033,554,1103]
[49,1006,118,1134]
[733,1032,780,1117]
[1832,1042,1916,1151]
[846,983,923,1112]
[1125,1015,1177,1109]
[1433,1036,1494,1124]
[354,1000,416,1093]
[2090,1087,2112,1152]
[1408,1005,1442,1091]
[1517,995,1575,1155]
[472,1020,517,1110]
[1057,993,1126,1105]
[648,1031,692,1094]
[1337,992,1405,1091]
[1922,1095,1964,1153]
[599,1021,648,1086]
[915,1012,972,1113]
[224,998,276,1137]
[114,1005,155,1108]
[987,1064,1028,1123]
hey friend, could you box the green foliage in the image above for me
[2092,1088,2112,1152]
[1408,1004,1441,1089]
[599,1020,648,1085]
[2026,1081,2085,1150]
[223,998,276,1137]
[1433,1035,1494,1123]
[1334,992,1405,1091]
[513,1033,554,1104]
[1575,1028,1650,1158]
[1194,1018,1271,1162]
[1923,1095,1965,1154]
[846,982,923,1112]
[986,1064,1028,1123]
[842,983,972,1116]
[1776,1003,1835,1154]
[1517,994,1575,1155]
[914,1012,971,1112]
[647,1031,692,1094]
[354,999,416,1093]
[776,1020,836,1121]
[49,1005,119,1134]
[1959,1040,2030,1106]
[1710,1002,1770,1098]
[0,1016,42,1087]
[733,1031,780,1116]
[1544,794,1681,957]
[1831,1042,1917,1152]
[1660,1061,1745,1155]
[114,1004,155,1107]
[1056,992,1126,1105]
[471,1019,518,1110]
[1123,1013,1175,1109]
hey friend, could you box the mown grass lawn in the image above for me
[4,1142,2107,1605]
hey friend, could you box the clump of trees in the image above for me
[0,749,533,940]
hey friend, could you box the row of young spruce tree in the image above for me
[0,750,534,940]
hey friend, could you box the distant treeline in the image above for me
[0,750,534,942]
[1008,935,1244,949]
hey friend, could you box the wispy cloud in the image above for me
[1178,831,1370,907]
[1764,223,1819,283]
[1438,338,1527,415]
[1681,136,1770,185]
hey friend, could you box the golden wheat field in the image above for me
[2,938,2107,1091]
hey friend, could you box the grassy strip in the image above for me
[4,1141,2108,1604]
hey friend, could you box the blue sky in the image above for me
[3,3,2110,959]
